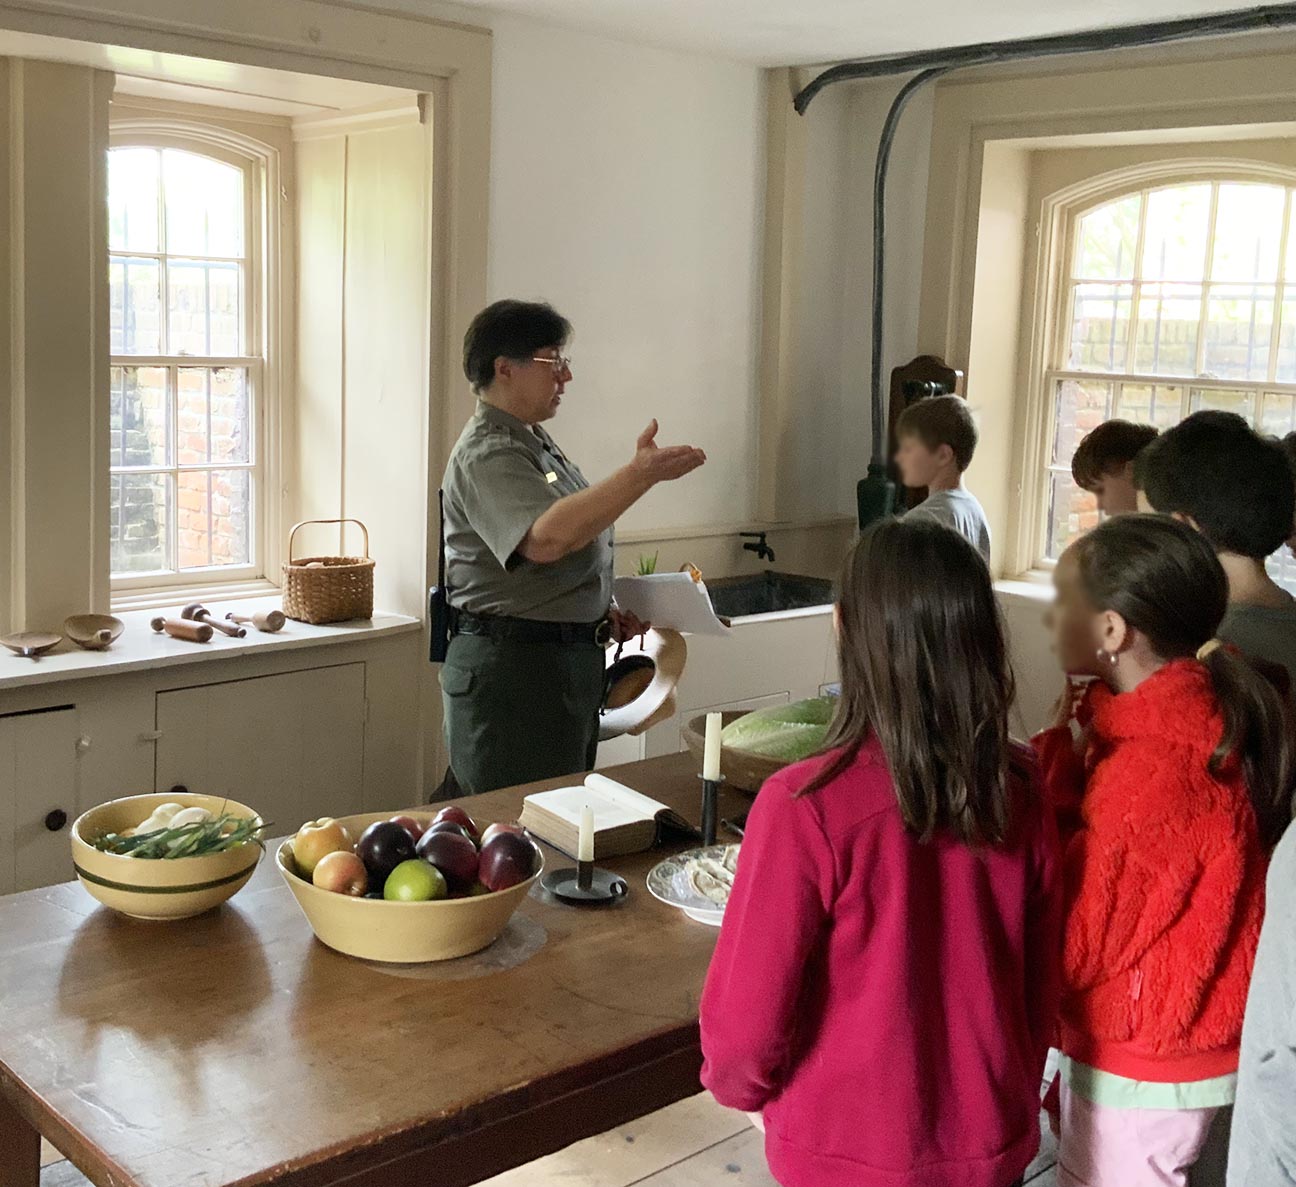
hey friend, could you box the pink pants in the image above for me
[1056,1079,1220,1187]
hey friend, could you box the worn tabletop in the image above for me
[0,754,750,1187]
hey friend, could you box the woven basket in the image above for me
[283,518,375,624]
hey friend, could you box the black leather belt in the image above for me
[451,608,612,646]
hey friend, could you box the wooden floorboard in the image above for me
[477,1093,750,1187]
[632,1129,776,1186]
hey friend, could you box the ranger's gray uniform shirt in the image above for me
[442,401,614,622]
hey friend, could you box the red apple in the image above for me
[312,850,368,896]
[355,821,417,888]
[292,818,353,877]
[416,829,479,893]
[389,814,428,844]
[478,832,540,892]
[433,805,479,841]
[424,820,475,847]
[479,821,527,849]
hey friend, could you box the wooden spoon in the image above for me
[0,631,63,658]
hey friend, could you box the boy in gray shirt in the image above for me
[894,395,992,564]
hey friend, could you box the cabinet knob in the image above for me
[45,809,68,832]
[168,785,189,796]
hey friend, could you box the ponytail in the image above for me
[1201,645,1295,849]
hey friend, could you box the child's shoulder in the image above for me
[759,739,897,824]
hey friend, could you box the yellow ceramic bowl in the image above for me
[72,793,264,920]
[277,811,544,963]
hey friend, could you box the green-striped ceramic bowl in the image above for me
[71,793,263,920]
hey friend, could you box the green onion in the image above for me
[93,811,269,859]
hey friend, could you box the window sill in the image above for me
[0,596,420,694]
[994,572,1054,606]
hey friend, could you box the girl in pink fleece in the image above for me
[701,518,1063,1187]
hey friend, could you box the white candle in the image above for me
[703,712,723,782]
[578,804,595,863]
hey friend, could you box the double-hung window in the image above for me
[109,141,264,589]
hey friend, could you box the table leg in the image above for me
[0,1087,41,1187]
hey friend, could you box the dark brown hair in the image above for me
[896,396,979,472]
[801,518,1016,846]
[1071,514,1294,846]
[1071,419,1158,491]
[463,300,571,393]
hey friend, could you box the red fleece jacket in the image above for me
[1033,660,1267,1082]
[700,738,1063,1187]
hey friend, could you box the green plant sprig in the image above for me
[94,812,270,859]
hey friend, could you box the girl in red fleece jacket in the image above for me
[1034,514,1292,1187]
[701,518,1064,1187]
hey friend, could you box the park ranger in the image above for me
[439,300,707,795]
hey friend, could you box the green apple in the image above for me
[383,859,447,902]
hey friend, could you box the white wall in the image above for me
[484,16,765,532]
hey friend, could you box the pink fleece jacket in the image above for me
[700,737,1063,1187]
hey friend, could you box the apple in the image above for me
[424,820,475,846]
[383,859,448,902]
[312,850,368,897]
[479,821,527,849]
[355,820,416,888]
[415,829,479,894]
[433,805,479,841]
[389,814,428,844]
[478,831,540,892]
[292,818,353,877]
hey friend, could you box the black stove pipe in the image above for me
[791,3,1296,524]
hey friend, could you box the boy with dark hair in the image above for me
[1071,419,1158,515]
[895,396,991,563]
[1136,410,1296,685]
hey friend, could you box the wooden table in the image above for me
[0,754,751,1187]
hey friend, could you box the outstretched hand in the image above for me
[631,419,707,486]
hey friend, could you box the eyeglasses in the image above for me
[530,354,571,372]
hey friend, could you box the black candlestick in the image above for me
[700,774,724,847]
[542,862,628,905]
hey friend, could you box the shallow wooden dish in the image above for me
[72,793,263,920]
[682,711,790,794]
[64,613,125,651]
[0,631,62,658]
[278,810,544,964]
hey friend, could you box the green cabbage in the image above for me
[720,696,836,762]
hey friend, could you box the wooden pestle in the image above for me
[226,609,286,634]
[181,602,245,638]
[151,617,213,643]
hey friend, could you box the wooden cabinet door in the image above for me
[0,707,81,894]
[155,664,365,834]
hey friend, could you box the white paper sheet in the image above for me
[612,573,731,636]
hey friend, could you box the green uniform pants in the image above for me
[440,633,605,796]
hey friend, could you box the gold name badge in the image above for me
[545,471,558,484]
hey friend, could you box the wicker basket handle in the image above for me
[287,518,370,565]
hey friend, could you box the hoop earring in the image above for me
[1096,648,1119,668]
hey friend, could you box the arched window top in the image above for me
[109,146,246,264]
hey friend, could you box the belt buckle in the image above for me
[594,618,613,646]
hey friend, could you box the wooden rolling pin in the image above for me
[226,609,286,633]
[150,616,213,643]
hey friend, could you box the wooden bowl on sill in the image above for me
[64,614,125,651]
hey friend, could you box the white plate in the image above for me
[646,844,737,926]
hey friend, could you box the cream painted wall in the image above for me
[482,16,765,534]
[294,115,431,620]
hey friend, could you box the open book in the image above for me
[519,773,698,860]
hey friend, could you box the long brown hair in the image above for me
[1071,515,1294,848]
[801,518,1016,847]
